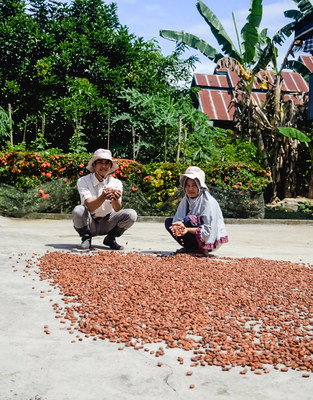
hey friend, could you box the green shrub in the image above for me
[0,179,80,216]
[298,201,313,217]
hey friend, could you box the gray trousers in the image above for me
[72,205,137,237]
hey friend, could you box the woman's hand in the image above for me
[170,221,188,237]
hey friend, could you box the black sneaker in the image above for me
[76,235,92,251]
[103,236,124,250]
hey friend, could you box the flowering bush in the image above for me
[202,162,270,194]
[0,150,271,216]
[136,163,186,207]
[0,150,90,188]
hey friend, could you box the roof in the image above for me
[300,55,313,71]
[192,68,309,122]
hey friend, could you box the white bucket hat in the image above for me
[86,149,119,174]
[179,166,207,189]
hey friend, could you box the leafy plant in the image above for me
[298,201,313,216]
[0,106,12,142]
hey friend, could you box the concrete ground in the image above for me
[1,216,313,400]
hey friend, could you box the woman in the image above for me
[165,166,228,256]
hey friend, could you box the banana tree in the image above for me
[277,127,313,197]
[160,0,276,174]
[160,0,313,200]
[267,0,313,198]
[160,0,268,69]
[160,0,276,137]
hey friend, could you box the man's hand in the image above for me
[102,187,121,201]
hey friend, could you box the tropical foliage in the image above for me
[0,0,198,161]
[160,0,313,200]
[1,0,313,204]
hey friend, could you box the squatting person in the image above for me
[72,148,137,251]
[165,166,228,256]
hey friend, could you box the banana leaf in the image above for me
[253,41,277,75]
[277,127,311,143]
[285,59,312,82]
[291,0,313,14]
[272,22,295,45]
[241,0,263,65]
[159,30,223,61]
[284,9,302,20]
[196,0,240,61]
[254,29,269,64]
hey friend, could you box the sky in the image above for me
[115,0,299,74]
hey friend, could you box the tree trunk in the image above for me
[176,116,182,163]
[308,171,313,199]
[257,129,268,167]
[164,127,167,163]
[23,114,28,142]
[270,136,284,201]
[283,138,299,198]
[8,103,13,146]
[41,113,46,137]
[107,110,110,149]
[132,126,136,161]
[274,74,282,126]
[183,129,187,163]
[308,145,313,198]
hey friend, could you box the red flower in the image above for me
[131,187,138,192]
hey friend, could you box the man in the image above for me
[72,148,137,251]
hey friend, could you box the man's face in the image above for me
[94,159,112,178]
